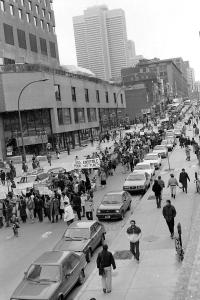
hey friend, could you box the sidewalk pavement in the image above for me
[75,135,199,299]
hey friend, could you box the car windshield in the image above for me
[19,176,36,184]
[145,155,157,160]
[64,228,90,239]
[26,264,60,282]
[127,174,144,181]
[135,164,150,170]
[36,173,48,181]
[102,194,122,204]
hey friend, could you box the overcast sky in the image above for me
[54,0,200,80]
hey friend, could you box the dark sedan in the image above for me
[96,191,132,221]
[53,221,106,263]
[10,251,86,300]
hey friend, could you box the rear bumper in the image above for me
[96,213,122,220]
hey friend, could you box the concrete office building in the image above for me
[0,0,59,66]
[73,5,129,81]
[0,64,126,158]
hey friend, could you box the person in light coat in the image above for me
[64,201,74,225]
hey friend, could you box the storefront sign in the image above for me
[17,135,48,146]
[74,158,100,169]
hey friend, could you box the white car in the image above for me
[134,162,155,178]
[123,171,151,194]
[16,172,49,193]
[153,145,168,158]
[143,153,162,170]
[161,139,174,151]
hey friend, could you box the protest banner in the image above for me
[74,158,100,169]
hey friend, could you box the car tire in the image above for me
[127,202,131,210]
[86,248,92,263]
[77,269,85,285]
[58,295,64,300]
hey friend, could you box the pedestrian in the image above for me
[72,192,82,220]
[185,145,191,161]
[64,200,74,225]
[162,200,176,239]
[0,199,4,228]
[100,170,107,187]
[96,244,116,294]
[60,192,69,220]
[50,194,59,223]
[47,152,52,166]
[18,196,27,223]
[152,179,162,208]
[81,191,86,217]
[55,144,60,159]
[126,220,142,262]
[85,191,94,220]
[22,161,28,174]
[167,174,179,199]
[26,195,35,222]
[0,170,5,185]
[179,168,190,193]
[157,175,165,200]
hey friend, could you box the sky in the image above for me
[54,0,200,80]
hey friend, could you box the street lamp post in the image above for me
[18,79,48,164]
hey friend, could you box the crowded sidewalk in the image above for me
[75,127,200,299]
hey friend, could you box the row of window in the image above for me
[55,85,124,104]
[1,0,52,10]
[0,0,54,33]
[57,108,99,126]
[3,23,57,58]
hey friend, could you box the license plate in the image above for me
[105,216,110,219]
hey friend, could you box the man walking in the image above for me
[179,168,190,193]
[126,220,142,262]
[97,244,116,294]
[157,175,165,200]
[162,200,176,239]
[167,174,179,199]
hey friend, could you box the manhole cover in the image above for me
[113,250,132,260]
[143,235,159,242]
[147,195,156,200]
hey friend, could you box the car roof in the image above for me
[34,251,73,265]
[68,220,97,229]
[136,162,151,166]
[105,191,124,196]
[130,171,146,176]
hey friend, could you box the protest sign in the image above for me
[74,158,100,169]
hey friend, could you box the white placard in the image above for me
[73,158,100,169]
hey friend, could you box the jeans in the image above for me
[101,266,112,292]
[166,218,174,235]
[86,211,93,220]
[170,186,176,197]
[155,194,161,208]
[130,241,140,260]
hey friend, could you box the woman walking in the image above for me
[19,196,27,223]
[152,179,162,208]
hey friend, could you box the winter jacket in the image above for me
[179,172,190,185]
[158,179,165,189]
[152,183,162,196]
[162,204,176,222]
[97,250,116,269]
[126,225,142,243]
[167,178,178,187]
[64,204,74,222]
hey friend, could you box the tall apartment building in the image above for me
[0,0,59,66]
[73,5,129,81]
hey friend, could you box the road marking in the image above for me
[41,231,52,239]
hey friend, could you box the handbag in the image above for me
[98,253,105,276]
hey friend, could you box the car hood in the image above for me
[98,203,122,210]
[153,149,166,154]
[54,239,89,252]
[134,169,152,174]
[124,180,145,187]
[11,279,60,300]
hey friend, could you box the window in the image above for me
[3,24,14,45]
[20,0,25,5]
[18,9,23,19]
[33,16,37,26]
[85,88,89,102]
[42,8,45,17]
[48,11,51,20]
[35,4,39,14]
[40,19,44,30]
[113,92,117,103]
[71,86,76,102]
[28,0,32,10]
[47,23,50,32]
[26,13,30,23]
[10,5,14,15]
[54,84,61,101]
[74,108,85,123]
[0,0,5,11]
[40,37,47,55]
[121,94,123,104]
[49,41,56,58]
[29,33,37,52]
[17,29,27,49]
[105,91,109,103]
[87,108,97,122]
[96,90,100,103]
[57,108,71,125]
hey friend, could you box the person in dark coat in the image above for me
[179,168,190,193]
[162,200,176,238]
[72,192,82,220]
[152,179,162,208]
[97,244,116,294]
[18,196,27,223]
[50,195,59,223]
[0,170,5,185]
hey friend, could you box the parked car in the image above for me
[16,172,49,193]
[134,161,155,178]
[143,153,162,169]
[10,251,86,300]
[53,221,106,263]
[161,139,174,151]
[153,145,168,158]
[123,171,150,194]
[96,191,132,221]
[174,128,182,137]
[47,167,66,176]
